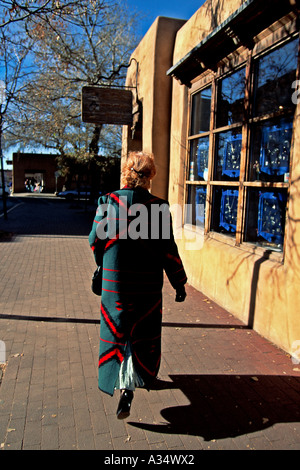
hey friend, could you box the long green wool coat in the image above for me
[89,187,187,396]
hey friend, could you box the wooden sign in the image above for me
[81,86,133,125]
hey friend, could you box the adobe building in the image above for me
[122,0,300,358]
[12,152,63,193]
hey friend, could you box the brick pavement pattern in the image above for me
[0,194,300,451]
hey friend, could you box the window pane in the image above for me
[214,129,242,181]
[211,187,238,236]
[248,116,293,182]
[191,87,211,135]
[244,188,287,251]
[254,38,298,116]
[189,137,209,181]
[216,67,245,127]
[185,185,206,228]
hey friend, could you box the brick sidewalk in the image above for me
[0,194,300,451]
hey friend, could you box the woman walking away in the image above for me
[89,151,187,419]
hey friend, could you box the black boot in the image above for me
[116,389,134,419]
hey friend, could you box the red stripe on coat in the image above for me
[166,253,182,264]
[110,193,128,209]
[101,303,124,339]
[98,348,124,367]
[133,350,161,377]
[130,298,162,337]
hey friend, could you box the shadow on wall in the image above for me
[247,252,271,329]
[286,174,300,275]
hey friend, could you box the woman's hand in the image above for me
[175,286,186,302]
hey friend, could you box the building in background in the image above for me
[12,153,64,193]
[12,152,121,196]
[122,0,300,357]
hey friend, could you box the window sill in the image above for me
[182,225,284,263]
[237,241,284,263]
[209,231,284,263]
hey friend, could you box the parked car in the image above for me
[56,188,91,200]
[56,188,103,200]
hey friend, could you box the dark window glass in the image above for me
[189,137,209,181]
[191,87,211,135]
[244,188,287,250]
[248,116,293,182]
[211,187,238,236]
[214,129,242,181]
[254,38,298,117]
[185,185,206,228]
[216,67,245,127]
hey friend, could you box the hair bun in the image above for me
[121,152,156,189]
[131,168,145,178]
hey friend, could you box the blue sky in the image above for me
[128,0,206,37]
[3,1,206,168]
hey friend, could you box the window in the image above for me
[191,86,211,134]
[185,185,206,228]
[216,66,245,128]
[186,32,299,254]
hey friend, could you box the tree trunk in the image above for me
[89,125,102,203]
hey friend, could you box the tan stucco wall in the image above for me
[167,0,300,356]
[122,16,185,200]
[12,153,61,193]
[172,0,247,64]
[122,0,300,357]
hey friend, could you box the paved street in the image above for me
[0,193,300,453]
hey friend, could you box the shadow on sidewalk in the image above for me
[0,313,247,331]
[0,313,99,324]
[0,195,96,238]
[129,374,300,441]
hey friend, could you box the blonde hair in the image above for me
[121,151,156,189]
